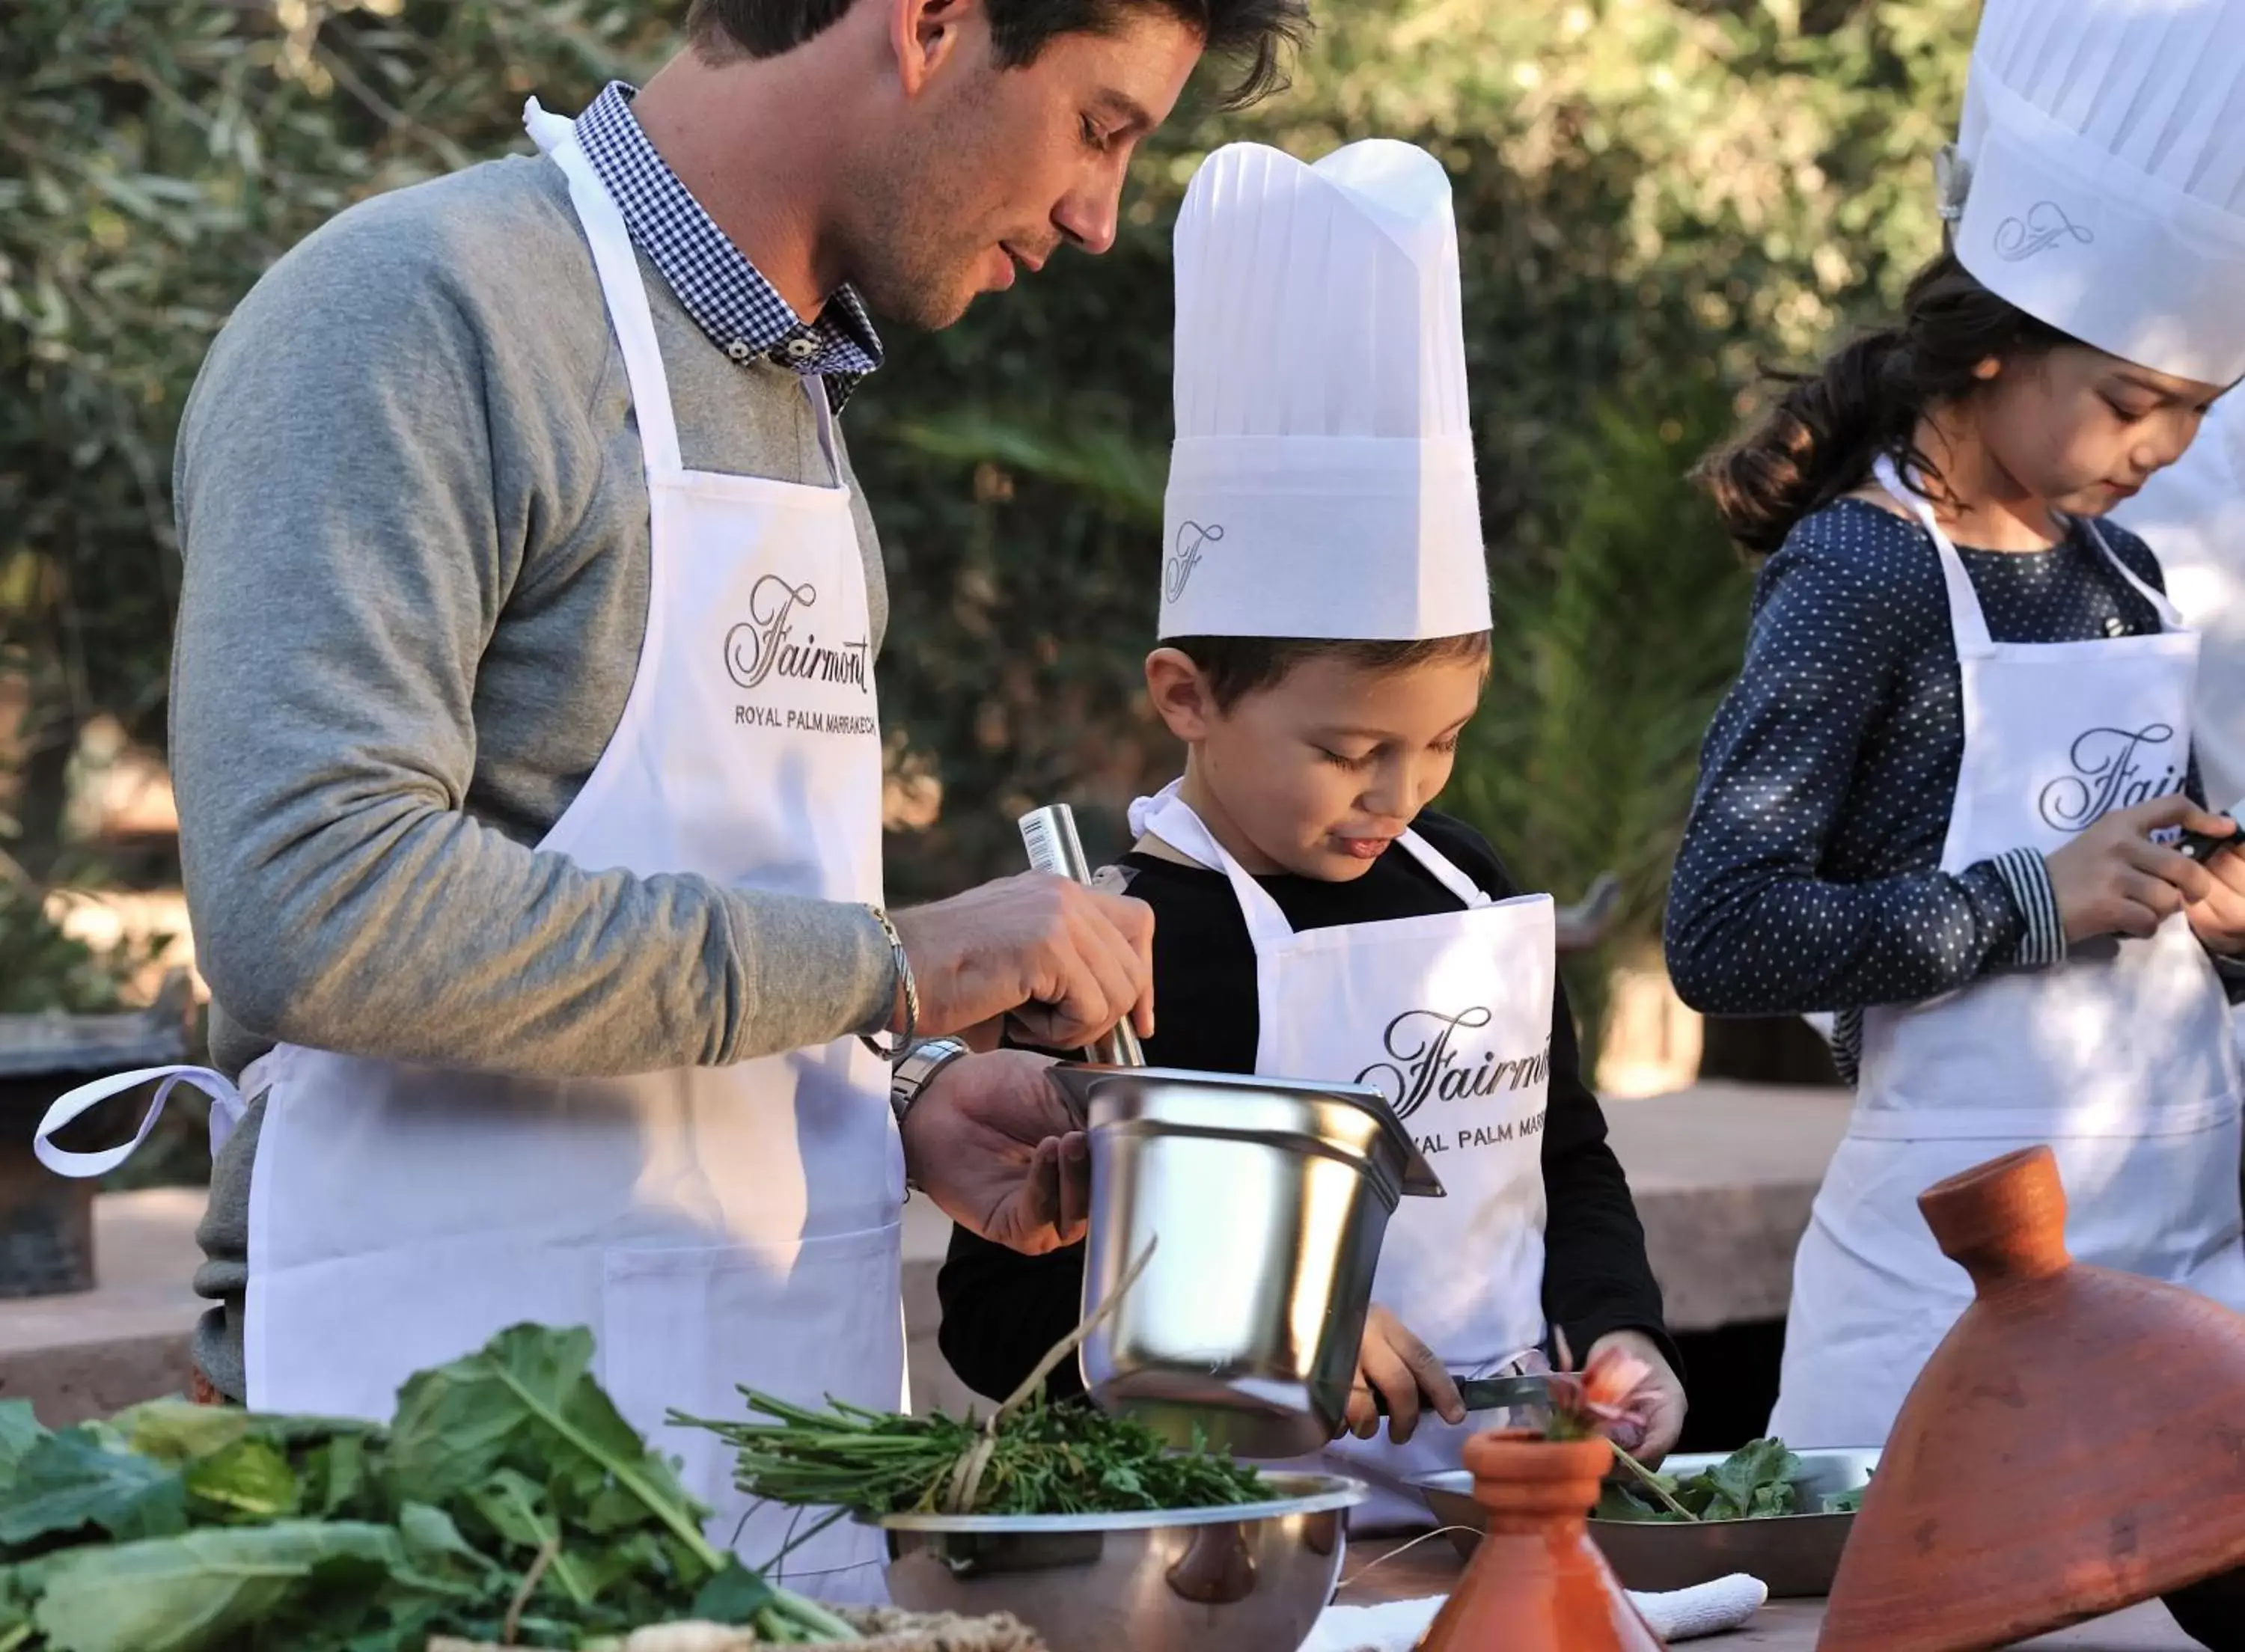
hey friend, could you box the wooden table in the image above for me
[1339,1539,2199,1649]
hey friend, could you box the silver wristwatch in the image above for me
[890,1037,971,1131]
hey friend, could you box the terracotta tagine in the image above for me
[1414,1431,1667,1651]
[1819,1146,2245,1651]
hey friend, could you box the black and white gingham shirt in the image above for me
[576,82,882,412]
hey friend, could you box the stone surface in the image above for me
[0,1187,203,1422]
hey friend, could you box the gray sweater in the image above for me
[174,151,899,1398]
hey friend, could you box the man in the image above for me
[43,0,1305,1591]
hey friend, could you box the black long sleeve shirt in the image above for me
[936,809,1674,1405]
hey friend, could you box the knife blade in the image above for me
[1369,1372,1559,1418]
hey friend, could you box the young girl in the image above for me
[939,137,1682,1529]
[1668,0,2245,1450]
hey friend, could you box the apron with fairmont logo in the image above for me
[34,99,904,1600]
[1769,458,2245,1449]
[1129,783,1554,1531]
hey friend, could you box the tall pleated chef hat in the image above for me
[1950,0,2245,386]
[1159,141,1491,641]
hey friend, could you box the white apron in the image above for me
[1129,784,1554,1532]
[1769,459,2245,1450]
[34,99,905,1599]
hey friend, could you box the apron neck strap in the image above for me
[2079,515,2185,628]
[528,100,685,480]
[1874,456,1994,654]
[1135,787,1295,946]
[1873,455,2182,643]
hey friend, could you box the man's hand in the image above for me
[2046,796,2225,943]
[1340,1305,1465,1445]
[891,875,1155,1049]
[899,1049,1089,1255]
[2187,836,2245,956]
[1590,1329,1687,1469]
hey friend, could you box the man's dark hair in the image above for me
[685,0,1309,108]
[1167,632,1493,714]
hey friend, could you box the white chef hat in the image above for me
[1952,0,2245,386]
[1158,141,1492,642]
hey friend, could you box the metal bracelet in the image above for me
[858,905,919,1062]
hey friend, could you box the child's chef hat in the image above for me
[1159,141,1491,641]
[1953,0,2245,385]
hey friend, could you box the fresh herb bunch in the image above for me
[682,1391,1270,1519]
[0,1325,861,1651]
[1597,1438,1808,1524]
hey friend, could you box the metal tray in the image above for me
[1416,1447,1879,1599]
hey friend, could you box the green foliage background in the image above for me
[1,0,1978,1037]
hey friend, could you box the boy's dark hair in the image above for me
[685,0,1309,107]
[1168,631,1493,713]
[1693,249,2077,557]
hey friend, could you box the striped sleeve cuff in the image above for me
[1988,847,2066,969]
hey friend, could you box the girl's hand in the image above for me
[1341,1305,1464,1444]
[2044,797,2224,943]
[2187,836,2245,955]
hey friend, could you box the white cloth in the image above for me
[1300,1573,1769,1651]
[38,98,906,1602]
[1160,140,1490,642]
[1131,783,1552,1531]
[1953,0,2245,384]
[1770,459,2245,1450]
[2114,398,2245,811]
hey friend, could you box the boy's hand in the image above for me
[1587,1330,1687,1469]
[1341,1305,1464,1444]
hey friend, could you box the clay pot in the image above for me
[1413,1431,1666,1652]
[1819,1147,2245,1651]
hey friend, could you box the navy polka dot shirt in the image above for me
[1664,498,2203,1080]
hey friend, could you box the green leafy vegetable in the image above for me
[0,1428,189,1547]
[112,1401,252,1467]
[1705,1437,1801,1520]
[183,1438,299,1526]
[0,1324,868,1648]
[685,1389,1270,1518]
[1595,1438,1807,1524]
[0,1406,49,1487]
[31,1520,408,1652]
[385,1324,710,1567]
[1824,1480,1869,1515]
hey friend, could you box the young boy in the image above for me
[937,139,1682,1530]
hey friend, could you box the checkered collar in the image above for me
[575,82,882,412]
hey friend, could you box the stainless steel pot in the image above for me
[869,1472,1365,1652]
[1050,1062,1444,1459]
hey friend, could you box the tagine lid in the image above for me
[1818,1147,2245,1650]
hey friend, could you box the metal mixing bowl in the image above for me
[1417,1447,1880,1597]
[1051,1064,1442,1458]
[866,1472,1366,1652]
